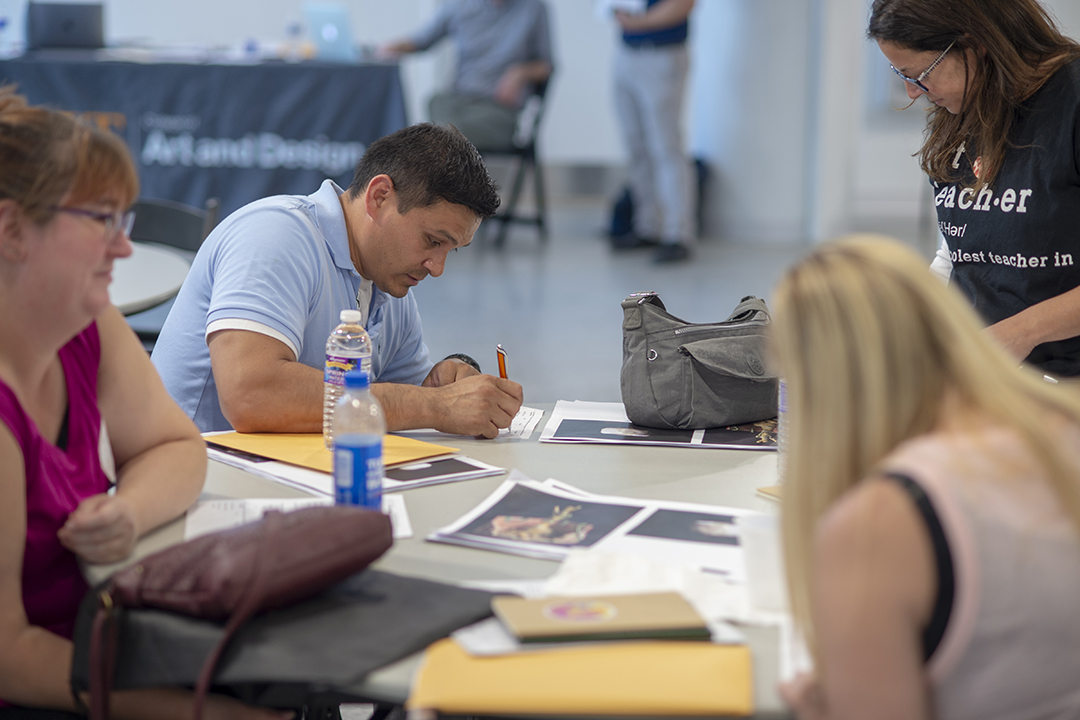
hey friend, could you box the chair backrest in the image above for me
[130,198,220,254]
[511,78,550,150]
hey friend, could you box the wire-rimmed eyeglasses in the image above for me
[52,206,136,239]
[890,40,956,93]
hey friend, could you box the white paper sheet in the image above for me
[184,494,412,540]
[594,0,648,20]
[504,405,545,438]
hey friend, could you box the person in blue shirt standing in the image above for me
[609,0,696,264]
[378,0,553,152]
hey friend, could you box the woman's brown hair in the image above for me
[868,0,1080,189]
[0,85,137,224]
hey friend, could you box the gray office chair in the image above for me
[126,197,220,350]
[483,79,550,248]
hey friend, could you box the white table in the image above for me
[110,242,191,315]
[89,409,788,718]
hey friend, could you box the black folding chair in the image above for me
[483,79,550,247]
[129,197,220,253]
[126,197,220,350]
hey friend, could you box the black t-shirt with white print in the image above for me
[935,58,1080,376]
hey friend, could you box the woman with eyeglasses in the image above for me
[775,235,1080,720]
[869,0,1080,377]
[0,87,288,719]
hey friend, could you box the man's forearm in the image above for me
[371,382,440,432]
[516,60,553,84]
[219,359,326,433]
[619,0,694,31]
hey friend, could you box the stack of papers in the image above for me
[540,400,777,450]
[426,476,759,580]
[204,431,503,497]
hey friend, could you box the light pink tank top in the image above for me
[884,425,1080,720]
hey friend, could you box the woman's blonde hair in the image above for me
[772,234,1080,658]
[0,85,138,224]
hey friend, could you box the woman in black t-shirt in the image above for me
[867,0,1080,377]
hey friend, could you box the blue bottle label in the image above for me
[325,353,358,385]
[333,435,383,508]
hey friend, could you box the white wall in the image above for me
[8,0,1080,244]
[689,0,814,243]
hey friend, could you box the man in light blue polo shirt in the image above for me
[378,0,553,150]
[152,124,523,438]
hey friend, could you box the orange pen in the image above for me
[496,344,508,380]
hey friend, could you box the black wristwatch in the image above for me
[442,353,481,373]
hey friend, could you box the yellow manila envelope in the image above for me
[205,432,458,472]
[407,637,754,716]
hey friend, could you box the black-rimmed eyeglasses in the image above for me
[890,40,956,93]
[52,206,136,239]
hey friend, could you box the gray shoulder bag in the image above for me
[620,292,778,429]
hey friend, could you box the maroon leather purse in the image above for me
[88,505,393,720]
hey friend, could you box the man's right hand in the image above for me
[425,374,523,438]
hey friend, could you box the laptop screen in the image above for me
[26,3,105,50]
[303,2,358,63]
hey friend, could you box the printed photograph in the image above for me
[385,457,479,482]
[553,419,695,444]
[457,484,643,547]
[627,509,741,546]
[702,419,777,447]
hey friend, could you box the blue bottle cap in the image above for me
[343,370,370,389]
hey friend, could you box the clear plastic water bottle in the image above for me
[283,21,303,62]
[332,371,385,508]
[323,309,372,447]
[776,378,788,483]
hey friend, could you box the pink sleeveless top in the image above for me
[0,322,109,642]
[884,425,1080,720]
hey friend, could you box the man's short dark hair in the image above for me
[348,123,500,218]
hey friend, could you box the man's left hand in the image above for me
[494,66,529,107]
[422,358,481,388]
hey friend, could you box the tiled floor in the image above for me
[411,198,806,405]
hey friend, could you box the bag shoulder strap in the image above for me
[192,509,280,720]
[89,511,281,720]
[725,295,771,324]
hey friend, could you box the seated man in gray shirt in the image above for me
[378,0,553,151]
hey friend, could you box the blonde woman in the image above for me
[773,236,1080,720]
